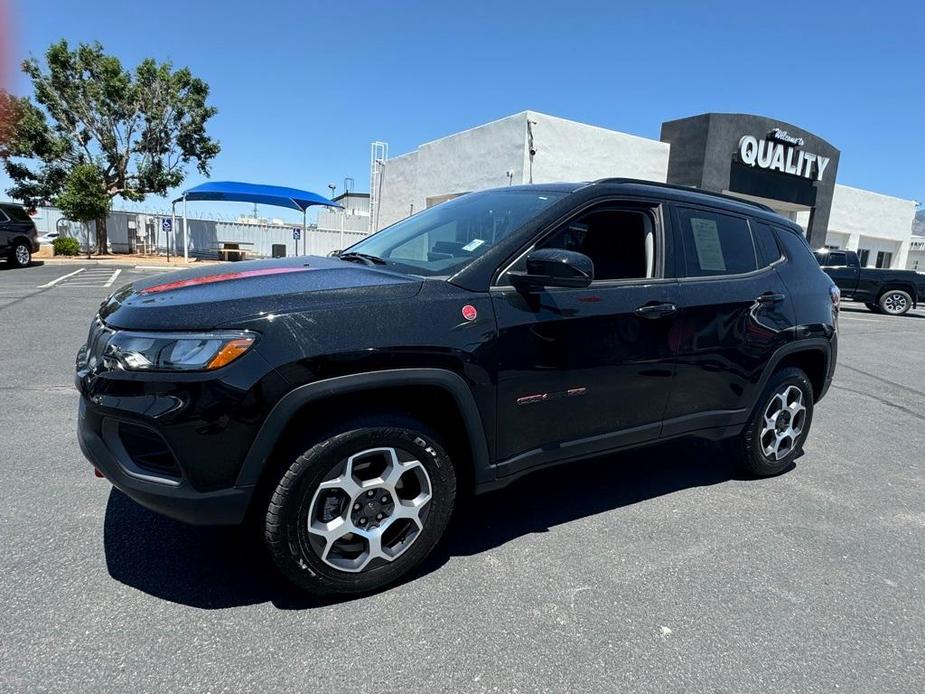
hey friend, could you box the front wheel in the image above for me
[731,367,814,477]
[879,290,912,316]
[10,241,32,268]
[264,419,457,595]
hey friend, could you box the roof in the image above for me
[332,191,370,202]
[177,181,341,212]
[486,179,800,229]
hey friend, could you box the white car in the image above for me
[36,231,61,244]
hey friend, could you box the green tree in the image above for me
[55,164,111,258]
[0,40,220,253]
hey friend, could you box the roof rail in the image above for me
[590,178,776,213]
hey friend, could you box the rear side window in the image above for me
[677,207,757,277]
[751,221,783,267]
[0,205,31,223]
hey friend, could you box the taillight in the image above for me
[830,284,840,308]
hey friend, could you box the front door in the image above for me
[491,202,678,475]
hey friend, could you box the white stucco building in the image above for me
[374,110,920,269]
[376,111,669,230]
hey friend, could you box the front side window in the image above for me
[530,207,657,282]
[677,208,757,277]
[344,190,565,277]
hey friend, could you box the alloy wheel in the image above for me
[882,292,908,315]
[15,244,30,266]
[760,385,806,461]
[306,447,432,572]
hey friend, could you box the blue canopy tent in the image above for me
[172,181,341,261]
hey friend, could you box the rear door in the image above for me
[661,205,793,436]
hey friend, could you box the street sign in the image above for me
[292,228,301,240]
[162,218,173,232]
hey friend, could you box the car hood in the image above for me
[99,255,423,331]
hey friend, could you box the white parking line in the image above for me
[104,269,122,287]
[37,267,85,288]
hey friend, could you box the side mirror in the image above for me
[509,248,594,289]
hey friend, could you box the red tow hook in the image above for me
[93,468,105,478]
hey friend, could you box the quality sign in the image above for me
[736,128,831,181]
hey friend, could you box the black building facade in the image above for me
[660,114,841,248]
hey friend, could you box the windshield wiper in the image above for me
[337,251,386,266]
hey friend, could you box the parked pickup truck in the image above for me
[814,249,925,316]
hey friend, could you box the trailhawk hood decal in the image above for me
[99,255,422,331]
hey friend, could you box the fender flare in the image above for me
[754,337,833,404]
[235,368,493,487]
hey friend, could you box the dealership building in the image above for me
[375,111,919,269]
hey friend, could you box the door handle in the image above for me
[634,302,677,319]
[756,292,786,304]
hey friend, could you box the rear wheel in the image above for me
[731,367,814,477]
[879,290,911,316]
[10,241,31,268]
[264,418,456,595]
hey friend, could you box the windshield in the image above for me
[343,189,566,277]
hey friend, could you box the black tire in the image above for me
[10,240,31,268]
[731,367,814,477]
[265,417,456,595]
[864,302,882,313]
[879,289,912,316]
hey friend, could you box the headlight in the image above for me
[105,331,257,371]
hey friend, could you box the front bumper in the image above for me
[78,397,254,525]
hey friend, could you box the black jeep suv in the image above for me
[77,179,838,595]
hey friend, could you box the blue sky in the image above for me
[3,0,924,222]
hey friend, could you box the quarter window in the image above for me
[751,221,783,267]
[677,208,757,277]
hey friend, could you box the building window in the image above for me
[824,244,840,250]
[875,251,893,269]
[857,249,870,267]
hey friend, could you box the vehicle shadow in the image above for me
[0,260,45,270]
[103,438,767,610]
[840,305,925,319]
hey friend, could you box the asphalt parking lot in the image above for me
[1,261,923,693]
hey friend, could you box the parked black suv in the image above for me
[0,202,39,268]
[814,248,925,316]
[77,179,838,594]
